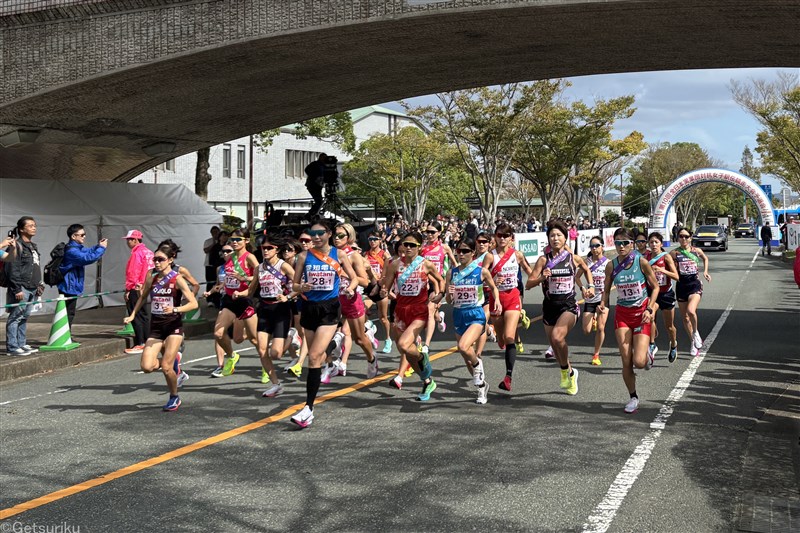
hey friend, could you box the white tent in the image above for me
[1,180,222,316]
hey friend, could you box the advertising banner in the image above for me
[787,223,800,250]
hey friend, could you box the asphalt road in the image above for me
[1,239,798,532]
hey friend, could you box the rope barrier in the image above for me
[2,290,127,309]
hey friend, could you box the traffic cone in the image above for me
[116,322,134,336]
[39,295,80,351]
[182,306,205,324]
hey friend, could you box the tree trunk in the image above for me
[195,148,212,200]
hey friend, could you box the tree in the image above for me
[411,82,561,223]
[255,111,357,155]
[502,171,539,219]
[731,146,761,222]
[731,71,800,192]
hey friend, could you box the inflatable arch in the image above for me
[651,168,775,229]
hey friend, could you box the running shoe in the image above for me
[520,309,531,330]
[338,362,347,377]
[210,366,224,378]
[287,362,302,378]
[516,341,524,354]
[6,348,28,356]
[22,344,38,354]
[417,379,437,401]
[498,375,512,392]
[382,339,393,354]
[391,376,403,389]
[419,344,429,356]
[163,395,181,412]
[566,368,579,395]
[366,320,378,336]
[124,344,144,355]
[367,356,379,379]
[545,346,555,360]
[645,349,654,370]
[437,311,446,332]
[650,344,659,358]
[487,325,497,342]
[177,371,189,388]
[668,345,677,363]
[283,357,300,373]
[291,405,314,428]
[624,397,639,414]
[173,351,182,375]
[366,327,379,350]
[559,369,570,389]
[591,354,602,366]
[692,345,701,358]
[261,368,271,384]
[262,382,284,398]
[415,335,423,350]
[693,331,703,349]
[331,332,345,359]
[222,351,240,376]
[476,383,489,404]
[288,328,302,350]
[404,367,415,378]
[472,359,485,387]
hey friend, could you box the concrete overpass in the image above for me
[1,0,799,183]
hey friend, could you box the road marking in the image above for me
[0,389,69,406]
[0,347,458,520]
[135,347,256,373]
[581,250,759,533]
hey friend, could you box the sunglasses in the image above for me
[424,230,438,234]
[401,242,420,248]
[614,240,632,246]
[221,249,233,253]
[261,245,276,251]
[228,237,244,242]
[635,239,647,244]
[308,229,327,237]
[153,256,168,263]
[678,234,691,239]
[477,239,490,244]
[299,238,312,244]
[368,237,381,241]
[334,233,348,240]
[456,248,473,254]
[74,233,86,237]
[495,233,511,238]
[589,243,602,249]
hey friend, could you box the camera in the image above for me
[323,155,340,188]
[8,228,17,238]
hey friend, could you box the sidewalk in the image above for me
[0,305,216,382]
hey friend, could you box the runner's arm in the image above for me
[425,260,445,301]
[662,254,679,281]
[174,275,198,314]
[697,249,711,281]
[379,260,398,296]
[517,250,534,276]
[598,261,614,312]
[525,256,547,290]
[291,252,309,293]
[640,257,660,312]
[444,269,454,305]
[124,271,153,322]
[338,250,360,294]
[574,255,595,299]
[179,266,201,295]
[281,262,298,300]
[482,268,501,313]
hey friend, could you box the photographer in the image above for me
[58,224,108,327]
[0,235,16,262]
[4,216,44,356]
[304,153,327,221]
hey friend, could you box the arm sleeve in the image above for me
[66,245,106,267]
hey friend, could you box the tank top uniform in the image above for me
[422,242,446,295]
[338,247,366,320]
[450,263,487,336]
[674,248,703,302]
[221,251,256,320]
[256,259,293,338]
[611,253,651,335]
[541,250,579,326]
[393,257,430,331]
[299,247,342,331]
[149,270,184,340]
[646,250,677,310]
[365,249,388,303]
[491,249,522,314]
[583,256,608,313]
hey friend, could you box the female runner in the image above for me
[581,236,609,366]
[669,229,711,357]
[364,231,393,354]
[419,221,457,354]
[124,244,198,411]
[646,232,679,362]
[282,234,310,377]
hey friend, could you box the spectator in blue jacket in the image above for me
[58,224,108,327]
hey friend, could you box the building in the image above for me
[131,105,424,219]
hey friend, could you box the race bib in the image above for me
[308,270,335,291]
[370,263,381,275]
[655,270,667,286]
[678,260,698,276]
[151,296,173,315]
[259,270,281,298]
[618,282,643,301]
[399,276,425,297]
[549,276,574,295]
[593,274,605,292]
[225,274,241,289]
[495,273,517,291]
[453,285,478,307]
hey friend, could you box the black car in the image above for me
[692,225,728,251]
[734,223,755,238]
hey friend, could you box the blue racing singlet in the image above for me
[450,264,484,309]
[303,248,341,302]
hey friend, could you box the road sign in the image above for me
[761,184,773,201]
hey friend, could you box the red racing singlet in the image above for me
[224,251,253,296]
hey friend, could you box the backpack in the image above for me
[43,242,67,287]
[0,242,19,288]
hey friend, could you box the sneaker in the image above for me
[419,345,429,356]
[391,376,403,389]
[692,345,701,358]
[645,349,654,370]
[559,369,570,389]
[520,309,531,330]
[262,382,284,398]
[210,366,224,378]
[331,332,345,359]
[566,369,579,395]
[415,335,423,350]
[650,344,659,358]
[436,311,446,332]
[498,375,512,391]
[624,397,639,414]
[287,328,301,350]
[365,320,378,336]
[366,327,379,350]
[476,383,489,404]
[591,354,602,366]
[288,363,302,378]
[404,366,415,378]
[261,368,271,384]
[472,359,485,387]
[174,351,182,374]
[545,346,555,360]
[283,357,300,373]
[693,331,703,349]
[417,379,437,401]
[515,341,524,354]
[22,344,38,354]
[124,344,145,355]
[163,395,181,412]
[222,351,240,376]
[321,363,335,384]
[338,361,347,377]
[487,326,497,342]
[177,371,189,388]
[668,345,677,363]
[6,348,28,356]
[291,405,314,428]
[382,339,393,354]
[367,356,379,379]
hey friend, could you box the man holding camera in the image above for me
[304,153,327,221]
[58,224,108,327]
[4,216,44,356]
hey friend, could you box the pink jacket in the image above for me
[125,243,154,290]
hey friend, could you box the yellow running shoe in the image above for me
[559,369,570,389]
[404,367,415,378]
[222,351,240,376]
[288,363,302,378]
[566,368,579,395]
[520,309,531,330]
[261,368,270,384]
[591,354,602,366]
[516,341,524,354]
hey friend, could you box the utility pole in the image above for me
[619,173,624,227]
[247,135,254,226]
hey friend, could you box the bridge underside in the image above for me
[1,0,798,182]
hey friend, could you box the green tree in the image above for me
[731,71,800,192]
[255,111,357,154]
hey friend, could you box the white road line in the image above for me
[135,346,257,373]
[581,250,759,533]
[0,389,69,406]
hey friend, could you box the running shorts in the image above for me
[492,287,521,316]
[583,301,601,314]
[614,300,652,336]
[339,292,366,320]
[676,280,702,302]
[453,306,487,336]
[257,300,292,338]
[300,297,341,331]
[542,297,579,327]
[394,302,429,332]
[149,315,183,341]
[388,298,397,324]
[656,288,677,310]
[221,294,256,320]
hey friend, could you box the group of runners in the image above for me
[126,219,711,422]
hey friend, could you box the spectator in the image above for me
[0,235,17,262]
[304,153,327,220]
[4,216,44,356]
[123,229,154,355]
[568,223,578,253]
[203,226,221,294]
[58,224,108,327]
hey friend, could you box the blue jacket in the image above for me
[58,241,106,295]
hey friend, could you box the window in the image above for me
[284,149,321,179]
[155,159,175,172]
[237,146,245,179]
[222,144,231,178]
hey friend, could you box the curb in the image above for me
[0,320,215,383]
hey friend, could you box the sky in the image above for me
[381,67,799,194]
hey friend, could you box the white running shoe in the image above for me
[365,320,377,336]
[645,350,654,370]
[331,331,345,359]
[210,366,224,378]
[476,383,489,404]
[693,331,703,349]
[545,346,555,360]
[366,327,379,350]
[288,328,301,350]
[650,344,659,358]
[262,382,284,398]
[624,397,639,413]
[283,357,300,372]
[338,361,347,377]
[291,405,314,428]
[472,359,485,387]
[487,326,497,343]
[321,364,334,384]
[391,376,403,389]
[419,345,429,356]
[177,371,189,388]
[437,311,446,332]
[367,356,379,379]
